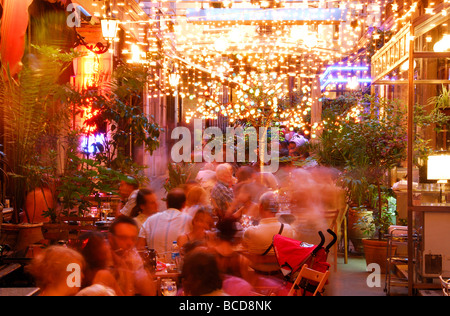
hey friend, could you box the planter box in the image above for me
[362,239,397,274]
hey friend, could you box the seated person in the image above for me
[129,189,159,230]
[241,191,296,274]
[183,185,209,218]
[177,207,214,254]
[108,216,156,296]
[137,188,192,262]
[117,176,140,217]
[209,217,252,281]
[181,249,229,296]
[27,246,85,296]
[210,164,235,220]
[77,231,124,296]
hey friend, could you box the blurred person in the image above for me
[183,185,209,218]
[129,188,159,229]
[27,246,85,296]
[137,188,192,262]
[77,231,124,296]
[227,183,260,223]
[233,166,256,196]
[177,207,214,253]
[181,249,229,296]
[210,164,234,219]
[75,284,116,296]
[108,216,156,296]
[242,191,296,274]
[180,238,255,296]
[116,176,140,217]
[195,163,217,196]
[210,217,252,281]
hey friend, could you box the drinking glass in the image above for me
[161,279,177,296]
[101,203,111,220]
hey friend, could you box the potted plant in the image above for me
[0,45,82,251]
[314,94,407,256]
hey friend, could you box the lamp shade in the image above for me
[169,73,180,87]
[101,19,119,41]
[427,154,450,180]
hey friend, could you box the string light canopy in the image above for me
[80,0,447,134]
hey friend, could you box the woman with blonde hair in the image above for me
[183,185,209,217]
[27,246,85,296]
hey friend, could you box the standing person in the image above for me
[242,191,296,274]
[227,183,260,224]
[137,188,192,262]
[210,164,234,220]
[116,176,140,217]
[129,188,159,230]
[108,216,156,296]
[26,246,85,296]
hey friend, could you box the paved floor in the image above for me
[327,253,408,296]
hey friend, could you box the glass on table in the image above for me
[101,202,112,220]
[161,279,177,296]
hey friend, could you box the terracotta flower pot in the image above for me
[362,239,397,274]
[1,223,44,251]
[348,208,374,253]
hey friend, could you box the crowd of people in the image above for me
[26,148,344,296]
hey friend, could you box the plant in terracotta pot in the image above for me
[314,94,407,255]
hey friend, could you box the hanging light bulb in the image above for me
[434,34,450,52]
[347,76,359,90]
[169,73,181,87]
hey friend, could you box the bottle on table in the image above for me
[171,241,180,269]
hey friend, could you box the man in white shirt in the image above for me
[242,191,296,273]
[137,188,192,262]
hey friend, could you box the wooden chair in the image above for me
[288,264,330,296]
[439,276,450,296]
[324,204,348,271]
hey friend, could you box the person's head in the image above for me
[192,207,213,232]
[27,246,85,296]
[215,217,238,243]
[259,191,280,218]
[181,250,223,296]
[288,141,297,150]
[76,284,116,296]
[109,215,140,252]
[216,164,233,185]
[236,166,255,184]
[166,188,186,211]
[119,176,139,200]
[235,183,255,203]
[186,186,208,207]
[130,188,158,218]
[77,231,112,271]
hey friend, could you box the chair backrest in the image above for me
[440,276,450,296]
[288,264,330,296]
